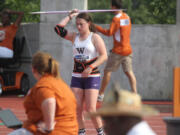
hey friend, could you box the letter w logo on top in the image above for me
[76,48,85,54]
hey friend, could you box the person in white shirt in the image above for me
[90,84,159,135]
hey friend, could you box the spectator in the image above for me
[95,0,137,102]
[0,9,23,58]
[90,84,159,135]
[8,51,78,135]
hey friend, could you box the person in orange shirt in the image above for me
[8,51,78,135]
[95,0,137,102]
[0,9,23,58]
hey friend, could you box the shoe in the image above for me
[0,83,2,95]
[97,94,104,102]
[79,133,86,135]
[97,127,105,135]
[98,133,105,135]
[78,128,86,135]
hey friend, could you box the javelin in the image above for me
[30,9,125,15]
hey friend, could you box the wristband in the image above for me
[89,65,94,69]
[68,15,72,20]
[44,128,53,133]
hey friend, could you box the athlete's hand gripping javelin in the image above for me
[68,9,79,20]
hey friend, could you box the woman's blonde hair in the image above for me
[32,51,59,78]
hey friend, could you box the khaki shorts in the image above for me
[104,52,133,72]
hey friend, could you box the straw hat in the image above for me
[91,84,159,117]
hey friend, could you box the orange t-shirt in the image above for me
[23,74,78,135]
[95,12,132,56]
[0,24,18,50]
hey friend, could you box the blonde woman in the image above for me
[9,51,78,135]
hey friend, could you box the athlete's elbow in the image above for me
[103,54,108,62]
[54,25,67,38]
[105,55,108,61]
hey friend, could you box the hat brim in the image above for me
[90,104,159,117]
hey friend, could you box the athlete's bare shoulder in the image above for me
[92,32,101,40]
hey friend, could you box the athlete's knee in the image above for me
[85,106,96,113]
[76,107,83,118]
[104,70,112,77]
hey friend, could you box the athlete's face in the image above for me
[76,18,90,34]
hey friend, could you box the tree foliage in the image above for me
[0,0,176,24]
[0,0,40,22]
[88,0,176,24]
[88,0,113,24]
